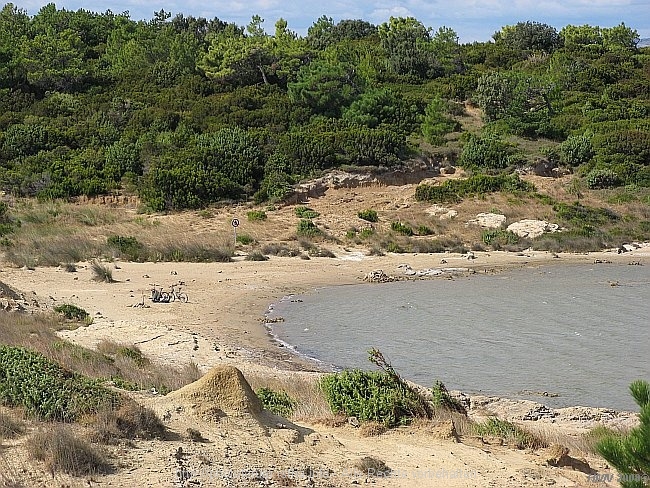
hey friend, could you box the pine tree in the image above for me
[597,380,650,488]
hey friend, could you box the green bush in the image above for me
[391,222,413,236]
[106,235,145,261]
[0,346,116,421]
[482,229,520,248]
[247,210,267,221]
[358,209,379,222]
[431,380,466,414]
[54,304,89,321]
[295,206,320,219]
[415,174,534,203]
[296,219,321,237]
[320,370,425,427]
[417,225,433,236]
[586,168,622,189]
[256,387,296,417]
[236,234,254,245]
[90,260,114,283]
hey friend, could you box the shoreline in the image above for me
[1,245,648,413]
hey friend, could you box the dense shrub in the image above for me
[106,235,145,261]
[482,229,520,249]
[358,209,378,222]
[391,221,414,236]
[474,418,543,449]
[256,387,296,417]
[0,346,116,421]
[296,219,321,237]
[320,369,426,427]
[586,168,622,189]
[295,206,320,219]
[415,174,535,203]
[53,304,89,321]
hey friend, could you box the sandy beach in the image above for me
[1,246,647,487]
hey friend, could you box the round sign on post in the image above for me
[231,218,239,244]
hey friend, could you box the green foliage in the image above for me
[320,370,425,427]
[474,418,543,449]
[559,134,594,166]
[586,168,622,189]
[391,221,414,236]
[422,97,459,145]
[482,229,520,249]
[417,225,433,235]
[53,304,89,321]
[358,209,378,222]
[0,345,116,421]
[415,174,535,203]
[596,380,650,488]
[107,235,145,261]
[296,219,321,237]
[256,387,296,417]
[295,206,320,219]
[431,380,466,414]
[553,202,619,227]
[236,234,254,245]
[247,210,267,221]
[459,132,523,171]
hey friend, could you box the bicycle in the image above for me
[168,284,189,303]
[150,285,170,303]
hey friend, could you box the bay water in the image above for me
[269,263,650,411]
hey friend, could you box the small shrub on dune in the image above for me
[355,456,391,477]
[54,304,89,322]
[236,234,254,245]
[88,400,166,444]
[28,426,110,476]
[296,219,321,237]
[358,209,378,222]
[391,221,413,236]
[256,387,297,418]
[474,418,544,449]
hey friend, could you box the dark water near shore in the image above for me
[270,263,650,411]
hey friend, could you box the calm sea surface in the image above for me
[269,263,650,411]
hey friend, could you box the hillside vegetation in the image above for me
[0,6,649,252]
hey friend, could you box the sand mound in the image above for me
[165,365,262,421]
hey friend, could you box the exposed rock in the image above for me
[363,270,398,283]
[425,204,458,220]
[523,405,557,421]
[531,158,558,177]
[467,213,507,229]
[507,220,560,239]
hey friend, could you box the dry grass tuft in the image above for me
[90,260,114,282]
[358,421,388,437]
[87,400,167,444]
[28,425,111,476]
[0,411,25,440]
[354,456,391,476]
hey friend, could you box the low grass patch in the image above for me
[236,233,254,245]
[391,221,414,236]
[247,210,267,221]
[415,174,535,203]
[28,425,111,476]
[261,243,300,257]
[474,418,545,449]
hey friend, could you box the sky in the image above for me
[15,0,650,43]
